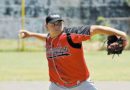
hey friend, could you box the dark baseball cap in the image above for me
[46,14,63,24]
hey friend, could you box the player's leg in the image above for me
[69,80,98,90]
[49,82,64,90]
[49,80,98,90]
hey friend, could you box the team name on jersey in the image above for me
[46,46,70,59]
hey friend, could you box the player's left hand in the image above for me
[107,35,127,56]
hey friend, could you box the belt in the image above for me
[54,79,86,88]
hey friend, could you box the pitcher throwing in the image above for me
[20,14,127,90]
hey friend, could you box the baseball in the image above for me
[19,32,25,38]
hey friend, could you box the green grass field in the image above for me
[0,50,130,81]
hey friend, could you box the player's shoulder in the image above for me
[63,25,91,34]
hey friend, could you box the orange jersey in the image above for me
[46,26,91,87]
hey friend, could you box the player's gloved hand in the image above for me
[107,35,127,56]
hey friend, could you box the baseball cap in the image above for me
[46,14,63,24]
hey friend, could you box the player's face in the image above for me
[46,21,63,32]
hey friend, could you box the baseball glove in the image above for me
[107,35,126,57]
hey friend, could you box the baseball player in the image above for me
[20,14,127,90]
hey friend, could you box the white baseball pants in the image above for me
[49,80,98,90]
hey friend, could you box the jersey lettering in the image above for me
[47,46,70,59]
